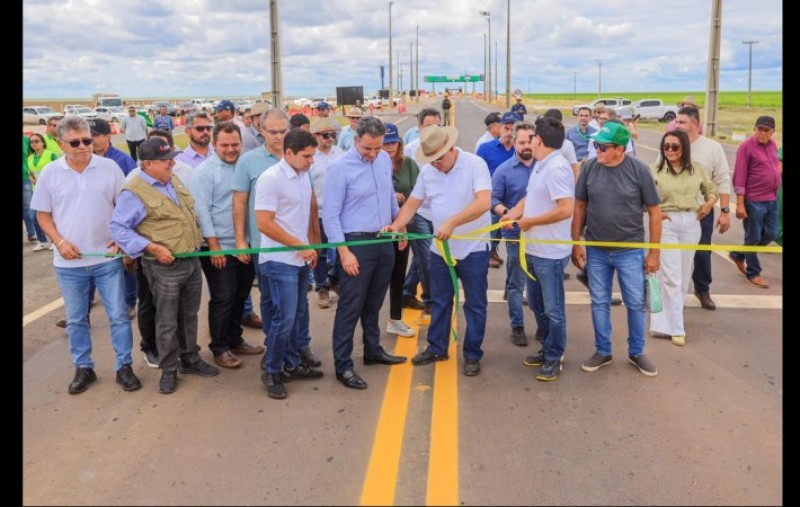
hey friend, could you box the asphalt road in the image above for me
[22,96,782,505]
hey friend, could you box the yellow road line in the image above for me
[22,297,64,327]
[426,339,459,506]
[360,307,422,506]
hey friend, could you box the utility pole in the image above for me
[388,1,394,109]
[705,0,722,136]
[495,40,498,100]
[742,39,759,107]
[573,71,577,98]
[409,41,413,101]
[398,57,403,94]
[269,0,283,111]
[597,60,602,96]
[505,0,511,108]
[415,24,420,102]
[528,79,530,94]
[480,11,491,103]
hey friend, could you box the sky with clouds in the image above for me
[23,0,782,100]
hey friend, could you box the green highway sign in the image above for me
[424,74,484,83]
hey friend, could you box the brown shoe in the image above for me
[55,319,67,328]
[489,257,501,269]
[693,291,716,311]
[728,253,746,275]
[490,249,504,266]
[318,289,331,309]
[230,341,265,355]
[402,295,425,310]
[241,313,263,329]
[747,275,769,289]
[214,351,242,368]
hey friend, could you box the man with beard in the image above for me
[176,112,214,169]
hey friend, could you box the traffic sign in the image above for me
[424,74,484,83]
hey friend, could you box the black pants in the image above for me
[389,242,410,320]
[199,252,255,355]
[126,139,145,163]
[692,209,714,295]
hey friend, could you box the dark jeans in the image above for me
[389,242,410,320]
[402,214,432,303]
[331,238,394,374]
[313,218,332,290]
[142,258,202,371]
[256,254,312,353]
[136,257,187,354]
[126,139,145,163]
[730,200,779,279]
[692,209,714,295]
[199,251,255,355]
[490,213,501,253]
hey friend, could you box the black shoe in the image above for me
[159,371,178,394]
[179,357,219,377]
[411,349,449,366]
[563,273,571,280]
[576,271,589,289]
[511,326,528,346]
[116,364,142,391]
[142,350,160,368]
[261,372,287,398]
[502,287,508,301]
[694,291,716,311]
[299,346,322,367]
[68,367,97,394]
[534,329,543,342]
[463,359,481,376]
[282,363,324,381]
[364,350,407,365]
[27,234,37,242]
[611,297,623,306]
[402,295,425,310]
[336,369,368,389]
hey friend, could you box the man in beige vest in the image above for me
[110,137,219,394]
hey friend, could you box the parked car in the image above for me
[623,98,679,122]
[64,106,99,119]
[363,96,382,108]
[292,97,313,107]
[148,101,178,116]
[23,106,61,125]
[189,98,215,111]
[177,102,198,116]
[572,97,632,116]
[93,106,126,123]
[236,100,252,114]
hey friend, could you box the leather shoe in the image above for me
[179,357,219,377]
[230,341,265,355]
[463,359,481,376]
[68,367,97,394]
[411,349,449,366]
[241,313,263,329]
[729,253,747,275]
[213,351,242,368]
[747,275,769,288]
[694,291,716,311]
[336,369,368,389]
[299,346,322,367]
[159,371,178,394]
[402,295,425,310]
[364,350,407,365]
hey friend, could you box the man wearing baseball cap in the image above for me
[474,112,502,152]
[110,137,219,393]
[573,121,662,377]
[89,118,136,176]
[728,116,780,289]
[315,101,331,118]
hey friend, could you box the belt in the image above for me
[344,231,381,238]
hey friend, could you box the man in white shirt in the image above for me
[474,112,502,152]
[119,105,148,162]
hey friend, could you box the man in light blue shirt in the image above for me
[322,116,407,389]
[190,122,265,369]
[336,107,363,151]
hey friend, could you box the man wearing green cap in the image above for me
[571,121,662,378]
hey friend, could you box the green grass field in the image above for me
[522,91,782,108]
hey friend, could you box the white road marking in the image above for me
[23,298,64,327]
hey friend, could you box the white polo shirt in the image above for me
[523,150,575,259]
[309,145,345,216]
[254,159,312,267]
[30,154,126,268]
[411,148,492,260]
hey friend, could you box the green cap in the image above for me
[590,122,630,147]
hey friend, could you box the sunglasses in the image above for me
[593,141,616,153]
[65,138,93,148]
[317,132,337,140]
[193,126,212,132]
[663,143,682,152]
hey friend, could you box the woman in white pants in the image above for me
[649,130,717,346]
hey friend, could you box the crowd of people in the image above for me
[23,95,781,396]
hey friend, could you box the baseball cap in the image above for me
[484,112,502,126]
[215,99,236,112]
[754,116,776,129]
[138,138,182,160]
[290,113,310,129]
[383,123,401,144]
[590,122,631,147]
[316,101,331,110]
[500,111,520,124]
[88,118,111,136]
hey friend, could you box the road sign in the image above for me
[424,74,483,83]
[513,88,523,98]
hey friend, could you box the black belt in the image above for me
[344,232,381,238]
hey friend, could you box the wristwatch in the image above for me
[720,207,730,213]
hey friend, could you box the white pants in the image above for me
[649,212,701,337]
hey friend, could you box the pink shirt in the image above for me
[732,136,781,201]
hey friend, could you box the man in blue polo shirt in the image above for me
[477,111,518,268]
[565,106,596,162]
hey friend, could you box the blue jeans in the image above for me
[528,254,570,361]
[262,262,307,374]
[124,270,137,308]
[426,250,489,361]
[313,218,331,290]
[586,247,646,357]
[257,256,311,351]
[730,200,778,279]
[692,209,714,295]
[403,213,432,303]
[55,259,133,370]
[23,180,35,238]
[31,209,47,242]
[505,240,527,329]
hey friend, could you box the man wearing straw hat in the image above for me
[337,106,363,151]
[667,95,704,134]
[385,125,492,377]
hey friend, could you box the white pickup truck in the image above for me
[572,97,632,116]
[628,99,678,122]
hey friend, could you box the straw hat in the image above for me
[676,95,701,109]
[344,107,364,118]
[415,125,459,165]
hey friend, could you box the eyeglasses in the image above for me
[663,143,682,152]
[65,138,93,148]
[593,141,616,153]
[193,126,212,132]
[265,129,288,136]
[317,132,337,140]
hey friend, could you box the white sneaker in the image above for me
[49,242,55,250]
[33,242,49,251]
[386,319,415,337]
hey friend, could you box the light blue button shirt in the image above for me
[189,153,237,250]
[337,126,355,151]
[322,148,399,244]
[231,145,281,247]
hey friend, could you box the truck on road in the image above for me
[627,98,679,122]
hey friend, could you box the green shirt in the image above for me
[43,133,63,156]
[22,136,29,181]
[392,156,419,199]
[650,161,717,212]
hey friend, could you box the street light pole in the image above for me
[573,71,577,98]
[597,60,602,96]
[483,33,487,99]
[415,24,420,103]
[505,0,511,108]
[495,40,498,100]
[388,1,394,110]
[742,40,759,107]
[480,11,491,103]
[409,41,413,101]
[268,0,283,110]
